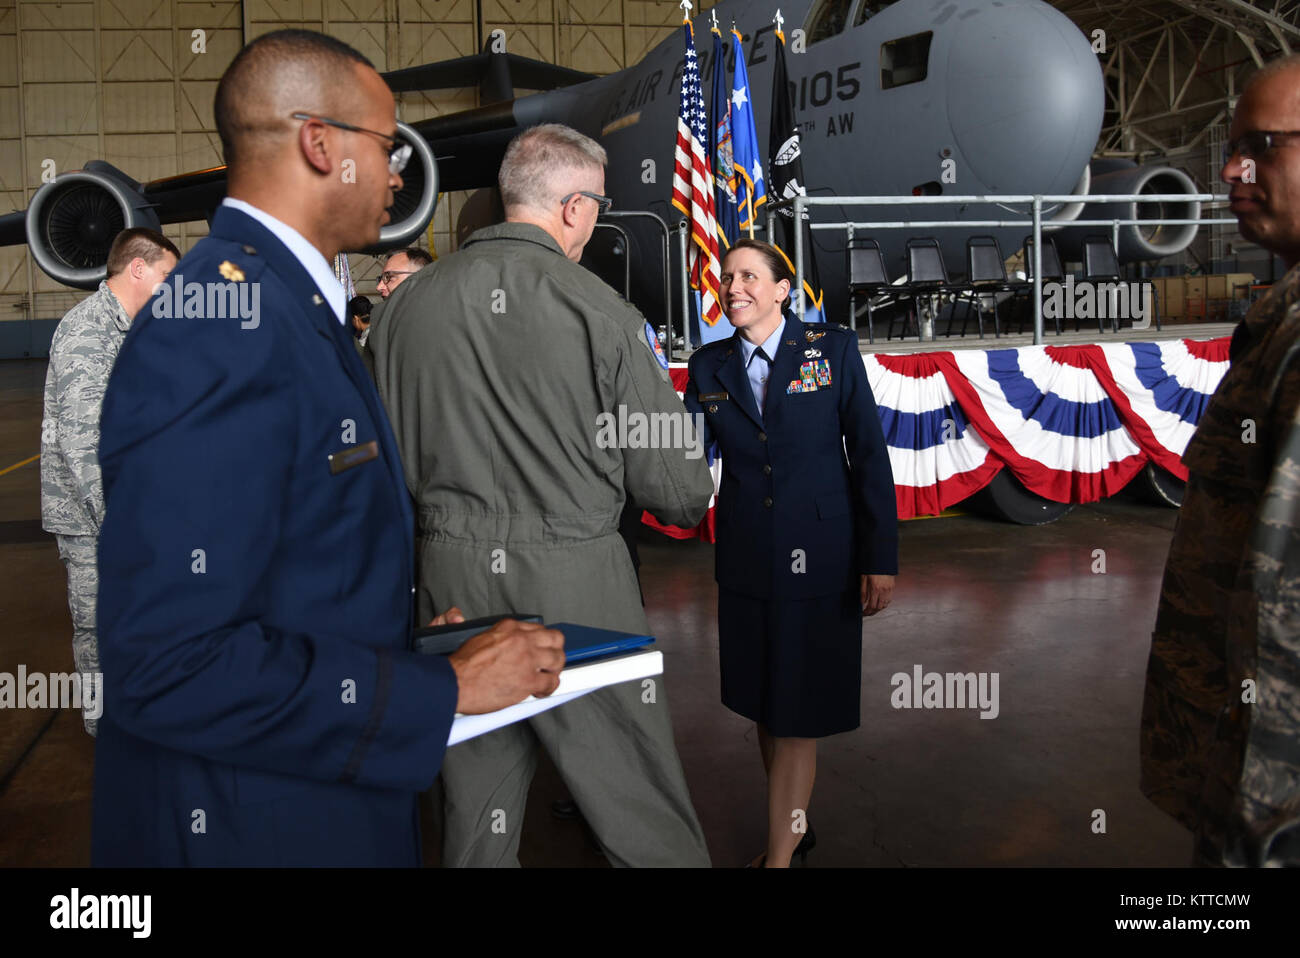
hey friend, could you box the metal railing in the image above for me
[592,209,675,356]
[769,193,1235,344]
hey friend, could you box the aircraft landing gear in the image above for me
[963,469,1074,525]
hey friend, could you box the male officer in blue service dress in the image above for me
[92,29,564,867]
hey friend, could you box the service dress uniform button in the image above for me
[757,431,767,442]
[763,496,773,508]
[709,404,718,414]
[762,464,772,475]
[241,244,257,255]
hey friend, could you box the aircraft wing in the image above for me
[2,47,596,288]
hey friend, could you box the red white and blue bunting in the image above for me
[651,336,1230,540]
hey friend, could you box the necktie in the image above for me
[752,347,770,412]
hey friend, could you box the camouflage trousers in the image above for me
[55,533,98,737]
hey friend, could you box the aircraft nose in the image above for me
[944,0,1103,194]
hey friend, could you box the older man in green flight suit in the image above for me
[373,123,714,866]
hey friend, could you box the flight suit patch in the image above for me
[644,322,669,369]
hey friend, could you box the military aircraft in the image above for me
[2,0,1201,329]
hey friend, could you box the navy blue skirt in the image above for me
[718,587,863,738]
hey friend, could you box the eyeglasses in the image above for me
[379,270,418,285]
[1223,130,1300,163]
[561,190,613,214]
[290,112,412,175]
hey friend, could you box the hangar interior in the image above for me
[0,0,1285,867]
[0,0,1294,352]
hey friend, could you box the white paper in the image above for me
[447,650,663,746]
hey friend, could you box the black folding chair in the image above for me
[956,235,1009,338]
[1082,234,1123,333]
[1015,235,1065,335]
[894,237,950,342]
[847,237,892,344]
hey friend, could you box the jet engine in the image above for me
[25,162,161,290]
[371,120,439,251]
[22,122,439,288]
[1049,160,1201,262]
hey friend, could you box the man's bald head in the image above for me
[1224,54,1300,266]
[1242,52,1300,94]
[212,29,403,260]
[214,29,375,171]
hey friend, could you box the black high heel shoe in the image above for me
[742,826,817,867]
[794,825,817,865]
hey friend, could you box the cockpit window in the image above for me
[805,0,853,46]
[854,2,896,27]
[881,31,932,89]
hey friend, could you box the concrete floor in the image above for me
[0,357,1192,867]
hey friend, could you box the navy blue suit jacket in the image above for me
[93,206,458,866]
[684,319,898,600]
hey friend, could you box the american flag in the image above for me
[671,13,723,328]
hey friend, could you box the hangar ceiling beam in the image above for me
[1164,0,1300,46]
[1055,1,1284,159]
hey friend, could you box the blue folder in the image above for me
[547,623,655,663]
[413,616,654,663]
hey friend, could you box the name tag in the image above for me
[699,392,729,401]
[328,440,378,475]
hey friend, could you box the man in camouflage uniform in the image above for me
[1141,56,1300,866]
[40,227,178,735]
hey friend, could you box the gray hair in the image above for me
[498,124,607,212]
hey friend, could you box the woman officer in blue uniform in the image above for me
[685,239,899,868]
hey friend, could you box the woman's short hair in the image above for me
[724,238,796,292]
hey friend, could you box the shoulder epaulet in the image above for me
[690,338,732,362]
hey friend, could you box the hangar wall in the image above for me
[0,0,706,355]
[0,0,1285,355]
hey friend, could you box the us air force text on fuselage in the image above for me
[601,25,861,140]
